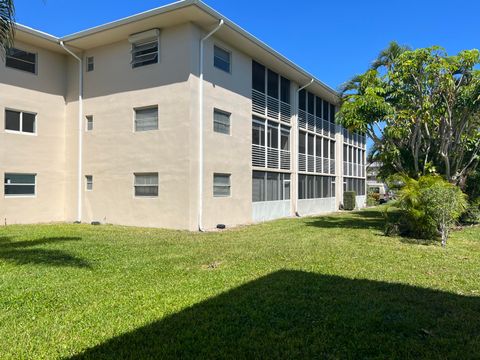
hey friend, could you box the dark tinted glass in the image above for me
[267,69,279,98]
[5,110,20,131]
[252,61,265,93]
[280,77,290,103]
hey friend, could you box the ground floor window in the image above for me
[4,173,36,196]
[298,175,335,199]
[213,173,231,197]
[253,171,290,202]
[134,173,158,197]
[344,178,366,196]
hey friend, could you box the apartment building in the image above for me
[0,0,366,231]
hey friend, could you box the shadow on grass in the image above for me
[304,208,392,231]
[0,236,90,268]
[70,270,480,359]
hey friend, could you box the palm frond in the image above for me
[0,0,15,58]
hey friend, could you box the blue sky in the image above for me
[15,0,480,91]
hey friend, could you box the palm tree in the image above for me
[0,0,15,57]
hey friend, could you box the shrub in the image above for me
[396,174,467,246]
[460,200,480,225]
[344,191,356,211]
[367,190,380,206]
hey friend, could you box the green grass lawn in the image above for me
[1,207,479,359]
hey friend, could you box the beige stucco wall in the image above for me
[198,33,253,230]
[65,23,197,229]
[0,40,67,225]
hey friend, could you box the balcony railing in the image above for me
[298,154,335,175]
[252,89,291,124]
[253,144,291,170]
[343,162,366,177]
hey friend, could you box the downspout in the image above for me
[198,19,224,231]
[60,41,83,223]
[294,78,314,217]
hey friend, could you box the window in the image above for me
[213,173,231,197]
[5,109,36,134]
[252,171,290,202]
[315,137,322,157]
[299,131,306,154]
[86,115,93,131]
[134,173,158,197]
[323,100,329,120]
[315,97,323,118]
[267,69,279,98]
[267,121,278,148]
[252,61,265,93]
[298,89,306,111]
[252,117,265,146]
[329,104,336,123]
[330,140,336,159]
[323,138,329,159]
[134,106,158,132]
[213,109,230,135]
[298,175,334,199]
[214,45,231,73]
[280,77,290,104]
[4,173,36,196]
[280,126,290,151]
[131,39,158,68]
[307,92,315,115]
[6,48,36,74]
[307,134,315,155]
[86,56,94,72]
[85,175,93,191]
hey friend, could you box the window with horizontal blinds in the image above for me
[134,106,158,132]
[134,173,158,197]
[4,173,36,196]
[213,173,231,197]
[6,48,36,74]
[131,39,158,68]
[213,109,231,135]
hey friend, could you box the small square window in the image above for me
[214,45,231,73]
[86,115,93,131]
[213,109,230,135]
[134,106,158,132]
[134,173,158,197]
[213,173,231,197]
[86,56,94,72]
[85,175,93,191]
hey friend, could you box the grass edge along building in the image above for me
[0,0,366,231]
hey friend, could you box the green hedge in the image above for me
[344,191,356,211]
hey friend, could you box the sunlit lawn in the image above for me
[0,207,479,359]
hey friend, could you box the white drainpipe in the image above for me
[198,19,224,231]
[294,78,314,216]
[60,41,83,223]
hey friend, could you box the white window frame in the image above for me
[134,173,159,198]
[86,56,94,72]
[133,106,159,132]
[85,115,93,131]
[85,175,93,191]
[4,173,37,198]
[213,108,231,135]
[4,109,37,136]
[213,44,232,74]
[213,173,231,197]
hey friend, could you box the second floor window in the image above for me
[5,109,36,134]
[131,39,158,68]
[86,115,93,131]
[86,57,94,72]
[213,109,231,135]
[6,48,36,74]
[214,45,231,73]
[134,106,158,132]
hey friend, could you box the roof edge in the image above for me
[15,23,59,42]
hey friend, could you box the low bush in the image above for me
[343,191,356,211]
[394,175,467,246]
[367,191,380,206]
